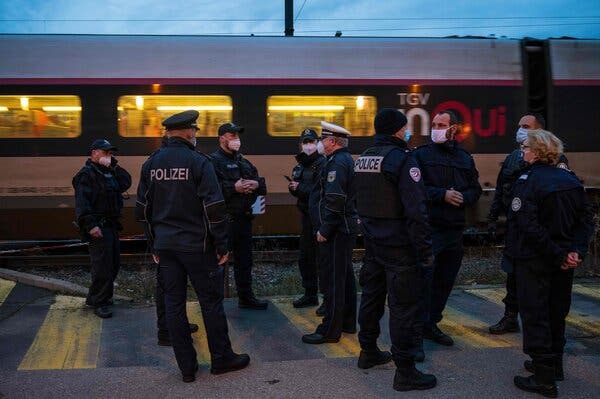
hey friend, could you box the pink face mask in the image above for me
[228,139,241,152]
[431,129,448,143]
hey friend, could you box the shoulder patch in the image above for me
[511,197,522,212]
[518,174,529,180]
[327,170,336,182]
[556,162,569,171]
[409,167,421,182]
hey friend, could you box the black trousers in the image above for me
[421,228,463,328]
[315,232,357,339]
[358,240,422,367]
[515,257,574,363]
[227,216,255,298]
[86,226,120,307]
[298,211,319,296]
[502,272,519,315]
[158,249,234,375]
[155,266,167,331]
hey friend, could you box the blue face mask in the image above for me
[404,130,412,142]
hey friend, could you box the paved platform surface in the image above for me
[0,278,598,398]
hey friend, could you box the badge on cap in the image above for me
[327,171,336,182]
[511,197,522,212]
[409,167,421,182]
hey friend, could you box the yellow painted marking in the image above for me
[18,296,102,370]
[439,306,517,348]
[572,284,600,301]
[466,287,600,337]
[0,278,16,305]
[185,302,211,366]
[271,298,360,358]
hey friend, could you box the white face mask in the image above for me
[431,129,448,143]
[99,156,112,167]
[228,138,241,152]
[316,140,325,155]
[302,143,317,155]
[516,127,528,144]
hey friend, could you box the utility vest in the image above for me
[354,145,403,219]
[500,149,523,210]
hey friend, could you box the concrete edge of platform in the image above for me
[0,267,133,302]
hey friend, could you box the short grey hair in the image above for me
[334,137,349,147]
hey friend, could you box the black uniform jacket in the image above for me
[289,151,326,214]
[356,135,432,261]
[136,137,228,255]
[73,158,131,234]
[210,148,267,217]
[314,148,359,239]
[505,162,595,269]
[413,141,482,229]
[489,149,569,221]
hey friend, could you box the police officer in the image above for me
[414,110,482,349]
[505,130,594,397]
[302,121,359,345]
[137,135,200,346]
[355,108,437,391]
[211,123,268,309]
[73,139,131,319]
[487,114,569,335]
[289,128,326,309]
[136,110,249,382]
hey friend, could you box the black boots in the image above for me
[238,294,268,310]
[210,353,251,375]
[393,365,437,391]
[489,313,520,334]
[182,363,199,383]
[301,332,339,344]
[424,324,454,346]
[514,362,558,398]
[525,356,564,381]
[315,303,326,317]
[293,294,318,308]
[357,348,392,369]
[94,305,112,319]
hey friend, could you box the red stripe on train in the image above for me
[0,78,522,86]
[553,79,600,86]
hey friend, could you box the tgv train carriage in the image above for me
[0,35,598,240]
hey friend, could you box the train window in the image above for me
[267,95,377,137]
[0,95,81,138]
[118,95,232,137]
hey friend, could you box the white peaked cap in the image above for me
[320,121,351,137]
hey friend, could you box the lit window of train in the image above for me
[117,95,233,137]
[266,96,377,137]
[0,95,81,138]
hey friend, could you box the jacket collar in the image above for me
[167,136,195,150]
[295,151,322,165]
[373,134,407,149]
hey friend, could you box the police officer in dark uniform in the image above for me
[211,123,268,309]
[73,139,131,319]
[136,110,249,382]
[355,108,437,392]
[302,121,359,345]
[414,110,482,349]
[289,128,326,309]
[138,135,199,346]
[487,114,569,335]
[505,129,594,397]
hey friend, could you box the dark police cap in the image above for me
[218,122,244,136]
[374,107,407,136]
[300,128,318,141]
[90,139,118,153]
[161,110,199,131]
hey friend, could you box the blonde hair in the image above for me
[527,129,564,165]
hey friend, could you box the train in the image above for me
[0,34,598,240]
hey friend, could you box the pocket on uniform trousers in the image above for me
[390,266,422,304]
